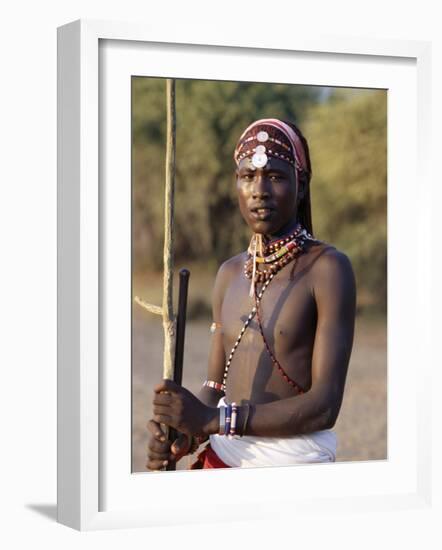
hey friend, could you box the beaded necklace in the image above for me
[243,224,313,282]
[221,225,317,392]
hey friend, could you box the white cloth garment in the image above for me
[210,397,337,468]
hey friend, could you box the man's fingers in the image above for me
[153,404,174,417]
[147,448,170,461]
[153,392,173,406]
[171,433,191,459]
[153,413,174,426]
[146,458,169,471]
[146,419,167,441]
[154,379,180,394]
[148,437,170,454]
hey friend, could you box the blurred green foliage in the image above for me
[305,90,387,310]
[132,79,386,312]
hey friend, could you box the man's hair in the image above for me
[284,121,314,236]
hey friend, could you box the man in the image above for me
[146,118,356,470]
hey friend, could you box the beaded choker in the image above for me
[244,224,315,284]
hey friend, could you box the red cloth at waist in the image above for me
[191,444,231,469]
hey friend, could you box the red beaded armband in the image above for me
[203,380,226,393]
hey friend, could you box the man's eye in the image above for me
[269,174,282,181]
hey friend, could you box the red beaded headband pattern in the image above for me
[234,118,309,174]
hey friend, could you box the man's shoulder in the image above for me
[309,243,353,272]
[307,242,356,294]
[213,251,247,294]
[217,251,248,277]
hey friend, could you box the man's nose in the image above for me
[252,173,271,199]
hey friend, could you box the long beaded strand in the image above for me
[221,275,274,390]
[253,284,305,393]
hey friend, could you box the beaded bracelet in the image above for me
[218,406,226,435]
[203,380,225,393]
[229,402,238,438]
[225,404,232,436]
[210,322,223,334]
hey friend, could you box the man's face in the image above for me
[236,156,298,237]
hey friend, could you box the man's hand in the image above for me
[153,380,219,438]
[146,419,191,471]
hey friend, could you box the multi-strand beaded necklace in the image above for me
[244,224,309,283]
[219,224,317,393]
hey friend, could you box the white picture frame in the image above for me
[57,19,432,531]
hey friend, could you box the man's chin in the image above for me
[248,220,279,236]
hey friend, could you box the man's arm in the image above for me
[153,250,356,438]
[197,259,233,408]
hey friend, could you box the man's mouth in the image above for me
[250,206,274,219]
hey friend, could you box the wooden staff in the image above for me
[135,78,176,373]
[162,78,177,378]
[135,79,189,469]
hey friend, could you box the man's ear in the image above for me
[297,171,309,200]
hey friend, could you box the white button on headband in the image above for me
[257,131,269,142]
[251,152,268,168]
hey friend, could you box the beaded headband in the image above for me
[234,118,309,174]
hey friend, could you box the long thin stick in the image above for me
[162,78,176,379]
[134,79,179,465]
[134,81,176,374]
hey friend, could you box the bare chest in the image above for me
[218,244,331,402]
[221,267,317,356]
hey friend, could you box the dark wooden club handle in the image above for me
[166,269,190,471]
